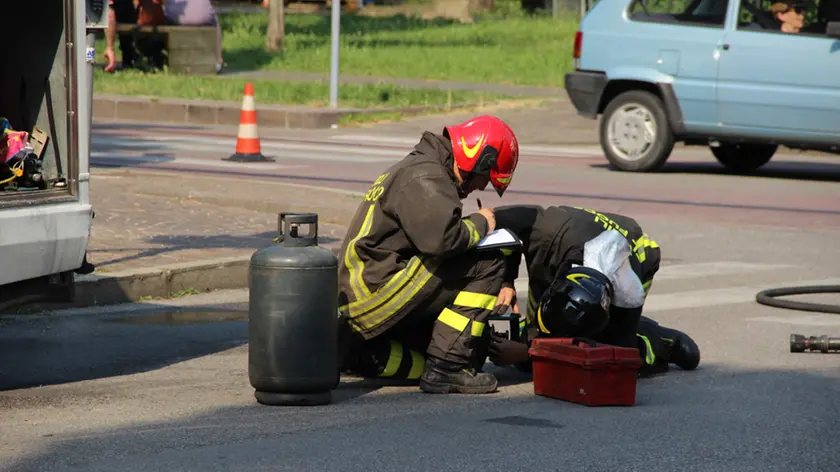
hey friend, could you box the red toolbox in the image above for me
[529,337,643,407]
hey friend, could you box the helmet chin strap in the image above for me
[458,170,484,196]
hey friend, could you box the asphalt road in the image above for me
[1,118,839,471]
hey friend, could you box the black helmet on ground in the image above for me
[536,266,613,338]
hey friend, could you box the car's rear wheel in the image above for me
[599,90,675,172]
[710,143,777,172]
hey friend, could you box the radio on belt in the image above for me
[529,337,642,407]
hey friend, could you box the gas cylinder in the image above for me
[248,212,339,406]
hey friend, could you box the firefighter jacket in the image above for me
[337,131,491,332]
[494,204,661,338]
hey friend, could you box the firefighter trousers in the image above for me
[340,249,506,380]
[598,305,677,375]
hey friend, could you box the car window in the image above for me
[629,0,730,27]
[737,0,839,36]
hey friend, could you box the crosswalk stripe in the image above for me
[512,262,795,287]
[91,148,392,165]
[90,152,312,170]
[653,262,796,280]
[746,314,840,326]
[91,134,602,164]
[640,277,840,314]
[91,136,402,160]
[511,269,840,316]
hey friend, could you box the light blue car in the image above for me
[564,0,840,172]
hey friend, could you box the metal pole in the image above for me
[86,32,95,122]
[329,0,341,108]
[553,0,558,18]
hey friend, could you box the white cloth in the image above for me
[575,229,646,309]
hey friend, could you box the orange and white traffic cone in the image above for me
[224,82,273,162]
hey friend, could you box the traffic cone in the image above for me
[224,83,273,162]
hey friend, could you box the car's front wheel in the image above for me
[710,143,777,172]
[599,90,675,172]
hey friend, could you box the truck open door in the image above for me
[0,0,104,312]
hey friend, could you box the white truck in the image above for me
[0,1,106,312]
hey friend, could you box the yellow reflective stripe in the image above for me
[463,219,481,248]
[633,236,659,252]
[527,289,538,323]
[567,273,591,285]
[408,349,425,379]
[453,292,498,311]
[344,257,424,314]
[632,233,659,264]
[339,256,438,332]
[344,205,376,299]
[500,248,514,256]
[438,308,470,332]
[637,334,655,365]
[380,341,403,377]
[536,305,551,334]
[642,280,652,295]
[471,321,485,337]
[353,259,438,330]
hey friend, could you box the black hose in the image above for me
[755,285,840,315]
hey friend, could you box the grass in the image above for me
[93,2,579,112]
[93,69,514,109]
[219,7,578,87]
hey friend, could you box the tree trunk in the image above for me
[266,0,285,52]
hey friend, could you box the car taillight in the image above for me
[573,31,583,58]
[573,31,582,70]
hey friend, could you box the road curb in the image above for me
[28,246,343,312]
[92,94,480,129]
[73,255,254,307]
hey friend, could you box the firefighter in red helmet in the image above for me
[337,115,520,394]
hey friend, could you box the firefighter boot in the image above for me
[337,315,362,374]
[419,357,498,394]
[661,328,700,371]
[637,334,669,379]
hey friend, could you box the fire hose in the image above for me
[755,285,840,353]
[755,284,840,315]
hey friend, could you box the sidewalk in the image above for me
[69,168,360,308]
[219,70,565,98]
[92,73,571,130]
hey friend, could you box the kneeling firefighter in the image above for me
[337,115,520,394]
[486,205,700,377]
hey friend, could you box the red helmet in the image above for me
[444,115,519,197]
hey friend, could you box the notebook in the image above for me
[476,228,522,251]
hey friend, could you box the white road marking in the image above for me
[642,278,840,313]
[511,271,840,316]
[90,152,310,170]
[654,262,796,281]
[746,315,840,327]
[91,136,402,163]
[92,133,604,164]
[329,134,603,157]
